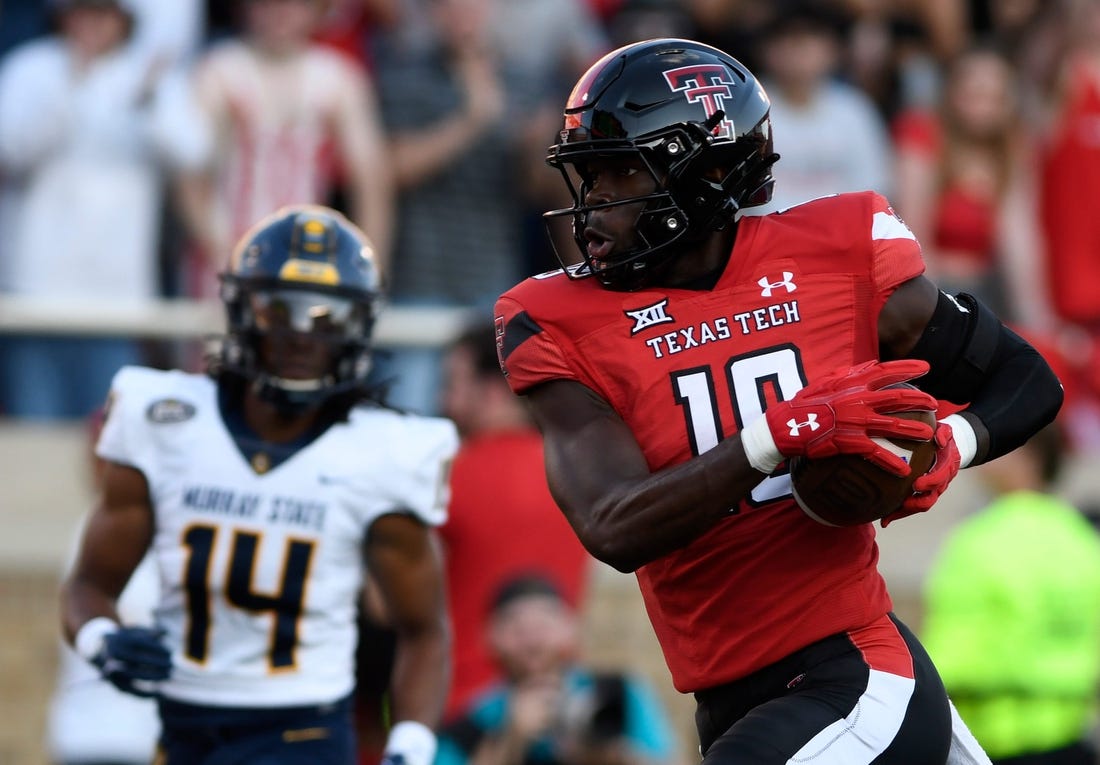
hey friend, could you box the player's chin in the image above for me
[270,361,329,381]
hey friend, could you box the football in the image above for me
[789,388,937,527]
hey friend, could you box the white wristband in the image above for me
[384,720,437,765]
[74,617,119,663]
[741,415,783,475]
[941,414,977,468]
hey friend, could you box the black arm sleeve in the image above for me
[906,291,1064,464]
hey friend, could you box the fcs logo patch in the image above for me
[146,398,196,424]
[625,298,675,335]
[758,272,797,297]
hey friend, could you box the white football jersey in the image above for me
[97,366,458,708]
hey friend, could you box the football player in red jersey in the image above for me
[494,39,1063,764]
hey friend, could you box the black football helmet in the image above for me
[218,205,381,411]
[545,38,779,291]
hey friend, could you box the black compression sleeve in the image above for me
[907,292,1063,464]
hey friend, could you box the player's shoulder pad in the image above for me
[345,406,459,461]
[764,191,914,272]
[499,264,605,314]
[772,190,889,223]
[342,407,458,526]
[818,190,917,242]
[496,264,614,350]
[1,37,63,74]
[495,268,616,393]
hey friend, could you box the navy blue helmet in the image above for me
[218,205,381,410]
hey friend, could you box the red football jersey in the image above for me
[494,192,925,692]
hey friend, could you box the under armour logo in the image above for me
[786,414,820,437]
[625,298,675,335]
[758,273,797,297]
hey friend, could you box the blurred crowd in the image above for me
[3,0,1100,452]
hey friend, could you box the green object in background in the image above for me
[922,491,1100,759]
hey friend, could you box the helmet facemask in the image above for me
[542,38,780,291]
[219,278,377,413]
[545,112,777,292]
[214,206,382,414]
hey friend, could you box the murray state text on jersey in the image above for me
[182,486,327,532]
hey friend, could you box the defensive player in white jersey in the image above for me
[60,205,457,765]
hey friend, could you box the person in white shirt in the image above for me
[0,0,207,420]
[750,3,893,214]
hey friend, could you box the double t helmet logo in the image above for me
[662,64,738,139]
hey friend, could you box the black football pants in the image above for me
[694,614,953,764]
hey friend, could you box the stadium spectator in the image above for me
[922,422,1100,764]
[126,0,205,67]
[59,206,456,764]
[0,0,50,59]
[487,0,610,277]
[495,37,1062,760]
[312,0,401,70]
[489,0,606,109]
[606,0,697,50]
[751,2,894,213]
[892,44,1053,328]
[844,7,943,121]
[1036,0,1100,451]
[0,0,206,420]
[175,0,393,298]
[435,574,681,765]
[678,0,778,75]
[370,0,552,412]
[438,322,593,720]
[1038,0,1100,333]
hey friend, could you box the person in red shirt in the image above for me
[438,322,593,721]
[892,44,1052,331]
[494,38,1062,763]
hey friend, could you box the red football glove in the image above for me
[880,421,961,527]
[741,359,937,476]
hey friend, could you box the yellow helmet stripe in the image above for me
[278,258,340,285]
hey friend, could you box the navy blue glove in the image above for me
[91,626,173,698]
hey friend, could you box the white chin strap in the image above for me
[268,376,326,393]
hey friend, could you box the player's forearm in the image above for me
[956,339,1062,465]
[349,175,394,277]
[560,437,764,573]
[532,381,764,572]
[388,114,481,190]
[172,171,225,259]
[388,620,451,728]
[60,575,123,646]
